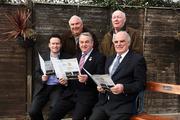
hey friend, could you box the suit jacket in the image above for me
[99,26,143,57]
[76,50,106,104]
[61,27,99,57]
[97,50,146,114]
[62,50,106,105]
[33,51,71,97]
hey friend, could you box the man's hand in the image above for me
[59,78,68,86]
[42,75,48,81]
[110,84,124,94]
[78,74,88,83]
[97,86,105,93]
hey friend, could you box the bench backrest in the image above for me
[131,81,180,120]
[146,81,180,95]
[135,81,180,114]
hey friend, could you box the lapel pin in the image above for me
[89,57,92,61]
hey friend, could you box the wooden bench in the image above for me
[131,81,180,120]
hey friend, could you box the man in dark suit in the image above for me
[89,31,147,120]
[29,34,70,120]
[61,15,99,57]
[49,32,106,120]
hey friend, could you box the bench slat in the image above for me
[131,81,180,120]
[147,81,180,95]
[131,113,174,120]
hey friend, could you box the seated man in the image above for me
[29,34,71,120]
[49,32,106,120]
[89,31,147,120]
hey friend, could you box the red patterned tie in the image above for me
[79,53,86,70]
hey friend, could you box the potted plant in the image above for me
[3,8,36,48]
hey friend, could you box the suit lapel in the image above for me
[58,52,67,59]
[83,50,95,69]
[77,53,81,63]
[42,52,50,61]
[112,51,131,77]
[105,55,116,74]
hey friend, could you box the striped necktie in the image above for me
[79,53,86,70]
[111,55,121,76]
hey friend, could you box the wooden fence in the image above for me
[0,3,179,118]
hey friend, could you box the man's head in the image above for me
[69,15,83,37]
[112,10,126,32]
[113,31,131,55]
[48,34,62,54]
[79,32,94,54]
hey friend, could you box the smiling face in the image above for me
[112,10,126,32]
[79,33,94,53]
[113,31,130,54]
[69,15,83,37]
[48,37,61,54]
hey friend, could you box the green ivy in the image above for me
[92,0,180,8]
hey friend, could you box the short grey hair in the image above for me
[115,31,131,45]
[68,15,83,25]
[79,32,94,42]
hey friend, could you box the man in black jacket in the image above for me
[90,31,146,120]
[29,34,70,120]
[50,32,106,120]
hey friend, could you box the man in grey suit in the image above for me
[89,31,147,120]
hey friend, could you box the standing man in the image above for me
[29,34,70,120]
[90,31,146,120]
[62,15,99,56]
[50,32,106,120]
[99,10,143,57]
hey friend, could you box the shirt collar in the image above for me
[117,49,129,60]
[82,48,93,56]
[50,52,60,59]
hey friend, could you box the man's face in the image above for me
[69,18,83,36]
[113,33,129,54]
[112,11,125,30]
[48,37,61,54]
[79,35,93,53]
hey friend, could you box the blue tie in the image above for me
[111,55,121,76]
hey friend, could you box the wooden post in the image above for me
[24,0,34,117]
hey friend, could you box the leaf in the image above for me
[3,8,34,41]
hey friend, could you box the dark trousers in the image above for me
[89,105,132,120]
[28,85,61,120]
[49,94,96,120]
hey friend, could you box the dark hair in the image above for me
[49,34,62,43]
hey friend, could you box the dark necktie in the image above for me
[79,53,86,70]
[110,55,121,76]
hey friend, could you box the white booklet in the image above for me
[52,58,80,80]
[83,68,115,90]
[38,53,46,75]
[38,53,80,80]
